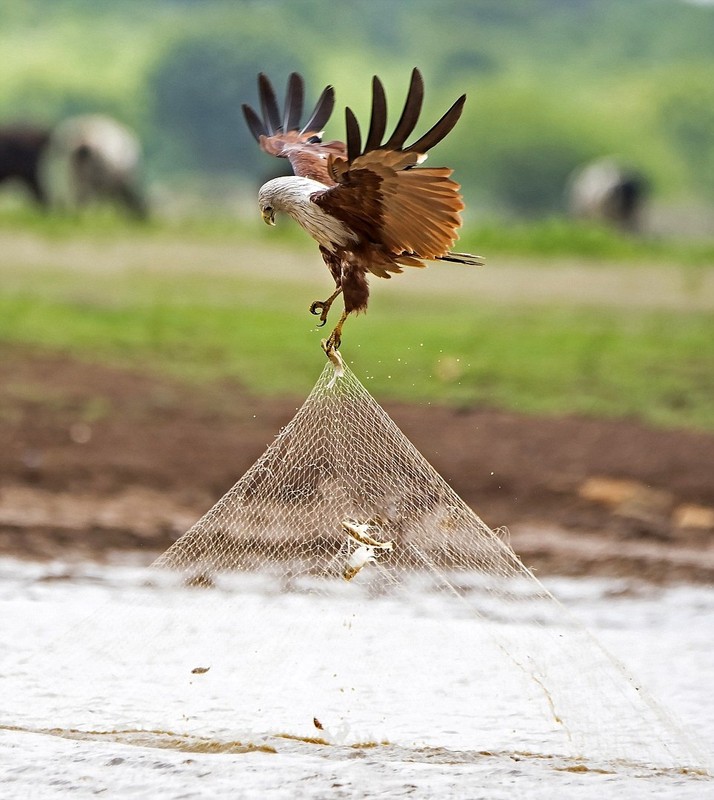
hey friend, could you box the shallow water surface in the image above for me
[0,558,711,798]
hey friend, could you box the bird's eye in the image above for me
[264,205,273,213]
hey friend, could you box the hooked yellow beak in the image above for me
[261,208,276,226]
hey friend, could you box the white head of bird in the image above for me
[257,176,355,251]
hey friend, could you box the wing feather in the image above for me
[383,68,424,150]
[242,104,267,140]
[313,70,475,261]
[406,95,466,154]
[283,72,304,132]
[300,85,335,134]
[345,108,362,164]
[258,73,282,135]
[243,73,344,185]
[364,76,387,152]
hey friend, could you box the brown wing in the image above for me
[242,73,346,186]
[312,68,467,259]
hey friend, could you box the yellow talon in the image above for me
[309,287,343,327]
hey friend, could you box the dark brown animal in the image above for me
[0,124,52,205]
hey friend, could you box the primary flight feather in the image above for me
[242,68,483,352]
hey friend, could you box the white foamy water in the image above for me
[0,557,712,798]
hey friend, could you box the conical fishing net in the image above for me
[1,360,709,777]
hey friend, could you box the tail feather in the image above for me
[437,250,485,266]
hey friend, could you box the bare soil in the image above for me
[1,345,713,582]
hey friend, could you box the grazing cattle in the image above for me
[0,125,52,205]
[567,158,648,232]
[43,114,148,218]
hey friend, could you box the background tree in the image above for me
[148,32,307,177]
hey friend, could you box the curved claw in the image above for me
[309,298,332,327]
[321,335,341,356]
[325,310,348,353]
[325,329,342,352]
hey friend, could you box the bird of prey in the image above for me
[242,68,482,353]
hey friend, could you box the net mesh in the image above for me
[155,360,517,581]
[2,360,709,775]
[149,361,705,771]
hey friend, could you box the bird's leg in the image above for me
[310,287,343,328]
[322,310,350,353]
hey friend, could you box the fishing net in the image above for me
[1,358,709,776]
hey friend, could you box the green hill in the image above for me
[1,0,714,215]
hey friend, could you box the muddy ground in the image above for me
[1,346,713,583]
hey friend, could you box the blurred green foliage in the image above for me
[1,0,714,214]
[657,68,714,200]
[148,32,307,173]
[447,88,606,214]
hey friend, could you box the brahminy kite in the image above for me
[243,68,482,352]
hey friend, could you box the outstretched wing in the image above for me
[312,68,467,259]
[242,73,346,186]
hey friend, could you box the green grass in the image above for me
[460,217,714,266]
[0,204,306,249]
[1,251,713,431]
[2,205,713,266]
